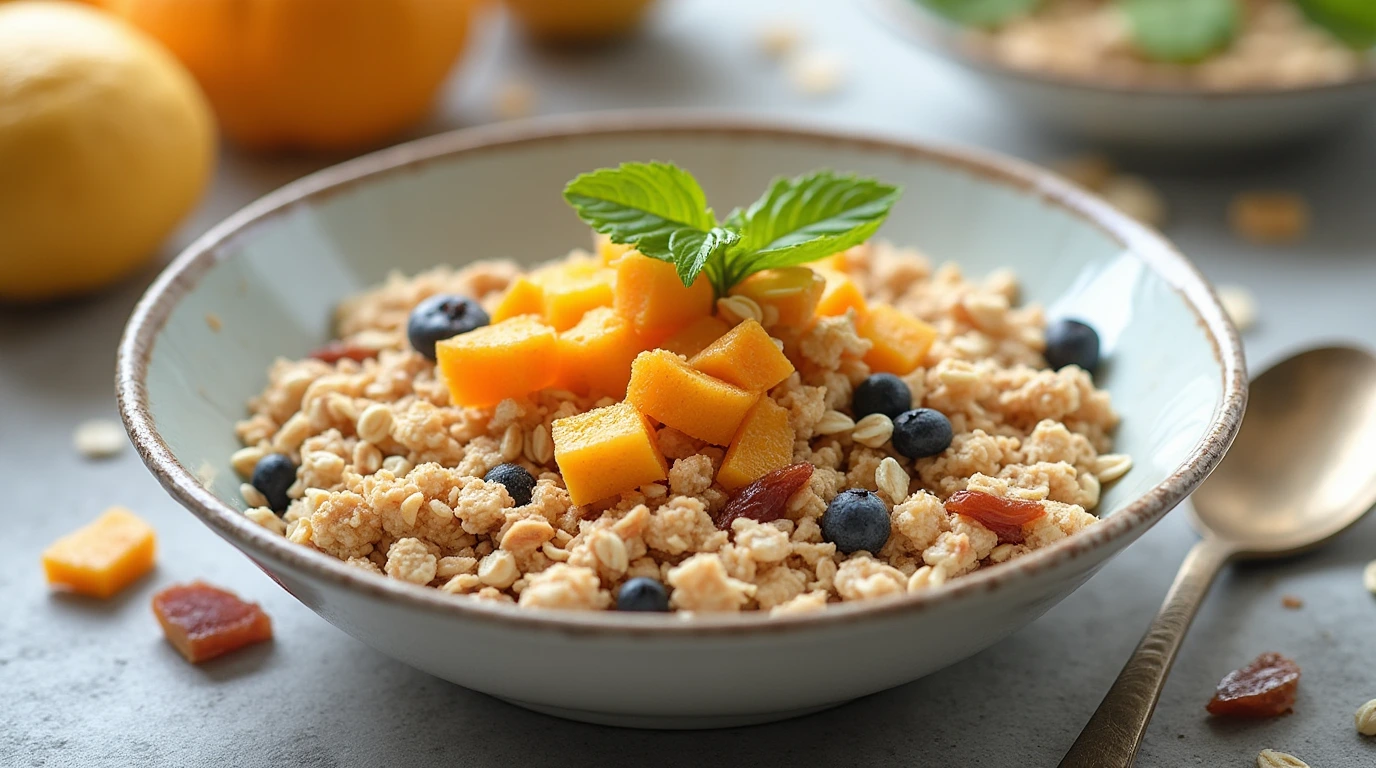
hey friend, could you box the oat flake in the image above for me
[73,419,125,459]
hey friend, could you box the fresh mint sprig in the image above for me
[1295,0,1376,49]
[564,163,901,296]
[1122,0,1239,63]
[917,0,1042,27]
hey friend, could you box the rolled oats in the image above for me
[478,550,519,589]
[1355,699,1376,736]
[73,419,126,459]
[875,457,910,504]
[240,482,269,509]
[231,446,267,479]
[355,403,394,444]
[1256,750,1308,768]
[1364,560,1376,594]
[246,507,286,535]
[717,295,763,326]
[852,413,894,448]
[815,409,856,436]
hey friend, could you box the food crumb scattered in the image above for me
[1100,175,1167,229]
[1356,699,1376,736]
[1364,560,1376,594]
[1256,749,1309,768]
[1217,285,1258,333]
[1280,594,1303,610]
[194,460,218,488]
[1230,192,1310,245]
[204,312,222,332]
[152,581,273,664]
[787,50,846,97]
[757,19,802,59]
[1207,652,1300,718]
[1052,153,1116,192]
[494,78,538,121]
[42,507,157,599]
[73,418,126,459]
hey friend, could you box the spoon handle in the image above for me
[1058,538,1234,768]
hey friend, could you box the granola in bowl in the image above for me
[231,164,1128,615]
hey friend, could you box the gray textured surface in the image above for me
[4,1,1376,765]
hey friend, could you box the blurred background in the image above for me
[4,0,1375,765]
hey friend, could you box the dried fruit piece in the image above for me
[716,462,813,530]
[43,507,156,598]
[152,581,273,664]
[308,340,378,364]
[1207,652,1300,718]
[944,490,1045,543]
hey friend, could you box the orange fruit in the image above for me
[103,0,478,151]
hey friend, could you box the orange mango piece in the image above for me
[43,507,156,598]
[716,397,794,491]
[594,232,635,265]
[153,582,274,664]
[613,252,714,343]
[627,349,760,446]
[690,319,794,393]
[492,275,545,323]
[660,315,730,358]
[556,307,646,398]
[857,303,938,375]
[538,262,615,331]
[552,402,669,506]
[814,266,868,318]
[729,267,825,328]
[436,316,559,407]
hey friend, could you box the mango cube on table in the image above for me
[42,507,156,598]
[552,402,668,506]
[153,581,273,664]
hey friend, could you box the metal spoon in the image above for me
[1060,345,1376,768]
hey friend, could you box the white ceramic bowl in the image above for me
[867,0,1376,149]
[117,113,1246,729]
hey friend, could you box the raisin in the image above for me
[308,340,377,364]
[1206,652,1300,718]
[715,463,814,530]
[944,490,1046,543]
[152,581,274,664]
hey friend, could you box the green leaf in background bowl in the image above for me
[917,0,1042,27]
[1296,0,1376,49]
[1122,0,1239,63]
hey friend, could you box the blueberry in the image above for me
[484,463,536,507]
[1045,319,1100,373]
[892,408,954,459]
[250,453,296,513]
[407,294,489,361]
[853,373,912,419]
[616,577,670,612]
[821,489,890,554]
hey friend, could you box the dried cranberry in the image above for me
[1206,652,1300,718]
[715,463,814,530]
[309,340,377,364]
[944,490,1045,543]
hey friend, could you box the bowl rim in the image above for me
[117,111,1247,637]
[865,0,1376,100]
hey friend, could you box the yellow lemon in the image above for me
[0,1,215,303]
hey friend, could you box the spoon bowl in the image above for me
[1191,345,1376,558]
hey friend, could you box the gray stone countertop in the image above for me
[4,1,1376,765]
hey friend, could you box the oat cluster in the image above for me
[231,241,1126,614]
[974,0,1372,91]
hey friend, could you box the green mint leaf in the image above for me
[729,170,901,281]
[563,162,716,261]
[917,0,1042,27]
[1122,0,1239,63]
[668,227,740,288]
[1296,0,1376,48]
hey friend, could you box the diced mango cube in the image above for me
[594,232,635,265]
[627,349,760,445]
[436,316,559,407]
[716,397,794,491]
[660,315,730,358]
[690,319,794,393]
[552,402,668,505]
[614,253,714,343]
[492,275,545,323]
[729,267,825,328]
[537,262,616,331]
[556,307,647,398]
[153,582,274,664]
[43,507,156,598]
[814,266,868,318]
[857,303,937,375]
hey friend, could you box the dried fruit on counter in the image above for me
[43,508,156,599]
[152,582,273,664]
[944,490,1046,544]
[1206,652,1301,718]
[716,463,813,530]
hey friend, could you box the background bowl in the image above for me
[117,113,1245,729]
[866,0,1376,150]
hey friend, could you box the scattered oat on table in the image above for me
[1280,594,1303,610]
[73,418,126,459]
[1100,175,1167,229]
[493,78,537,121]
[1217,285,1258,333]
[756,19,802,59]
[1256,749,1308,768]
[1230,192,1310,245]
[1355,699,1376,736]
[787,50,845,97]
[1363,560,1376,594]
[204,312,222,332]
[1051,153,1116,193]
